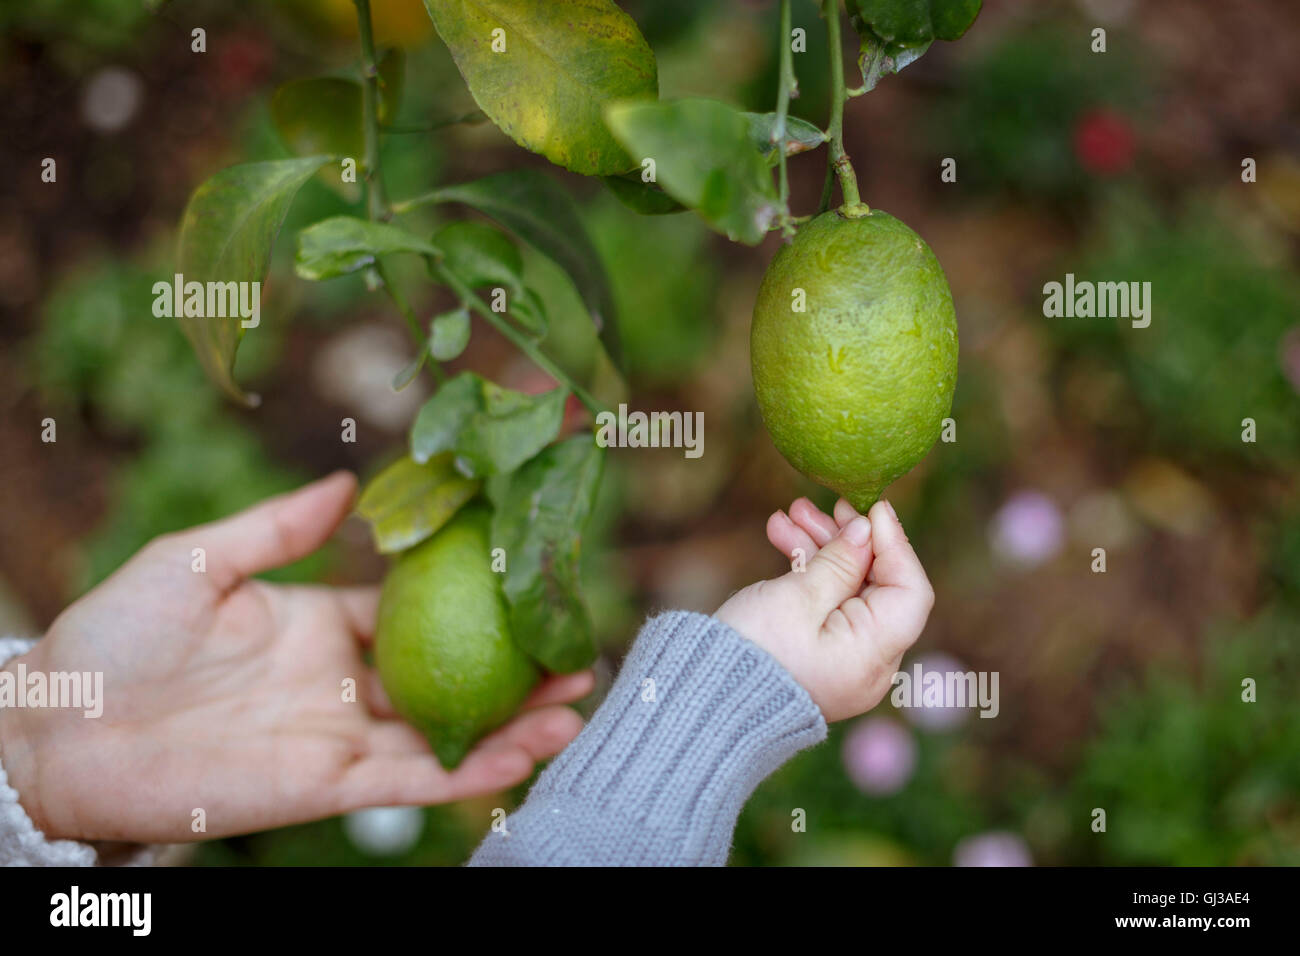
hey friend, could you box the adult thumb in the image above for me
[188,471,357,590]
[795,514,873,618]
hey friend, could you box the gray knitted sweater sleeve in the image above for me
[468,610,828,866]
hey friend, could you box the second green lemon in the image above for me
[374,502,538,769]
[750,209,958,510]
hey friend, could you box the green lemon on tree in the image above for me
[374,502,538,769]
[750,208,958,510]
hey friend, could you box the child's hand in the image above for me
[0,473,591,844]
[715,497,934,722]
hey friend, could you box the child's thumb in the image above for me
[795,515,873,618]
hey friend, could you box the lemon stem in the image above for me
[774,0,797,235]
[377,260,445,383]
[823,0,869,217]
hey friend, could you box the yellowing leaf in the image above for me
[356,453,480,553]
[176,156,331,405]
[423,0,657,174]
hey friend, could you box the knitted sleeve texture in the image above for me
[469,611,827,866]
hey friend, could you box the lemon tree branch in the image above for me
[431,260,609,418]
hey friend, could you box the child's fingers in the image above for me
[789,497,839,546]
[766,510,819,562]
[795,514,873,618]
[186,471,358,590]
[833,497,859,528]
[860,499,935,654]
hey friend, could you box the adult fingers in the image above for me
[472,705,584,762]
[334,747,534,810]
[187,472,358,591]
[335,586,381,645]
[521,671,595,710]
[365,666,592,729]
[365,670,397,719]
[339,706,583,808]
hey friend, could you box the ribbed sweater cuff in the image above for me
[471,611,827,865]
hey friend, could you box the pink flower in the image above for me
[842,716,917,795]
[953,831,1033,867]
[990,490,1064,566]
[899,652,973,731]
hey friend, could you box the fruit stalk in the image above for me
[822,0,869,217]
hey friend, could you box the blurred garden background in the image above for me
[1,0,1298,865]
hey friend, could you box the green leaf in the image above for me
[847,0,980,91]
[356,453,480,553]
[377,47,405,124]
[429,307,471,361]
[410,371,482,464]
[422,0,657,175]
[409,371,568,477]
[605,98,778,245]
[391,351,426,391]
[176,155,331,405]
[455,381,567,477]
[744,112,828,165]
[509,286,549,337]
[856,33,932,93]
[270,77,364,160]
[848,0,982,44]
[433,220,523,292]
[601,172,685,215]
[432,170,618,359]
[489,434,604,672]
[295,216,443,280]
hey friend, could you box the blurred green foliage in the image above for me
[936,27,1143,197]
[1067,608,1300,865]
[192,801,487,867]
[584,194,719,386]
[733,719,989,866]
[32,261,324,594]
[1,0,151,50]
[1050,199,1300,465]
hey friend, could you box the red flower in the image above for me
[216,34,272,98]
[1073,108,1136,175]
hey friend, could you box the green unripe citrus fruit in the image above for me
[374,502,538,769]
[750,209,958,510]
